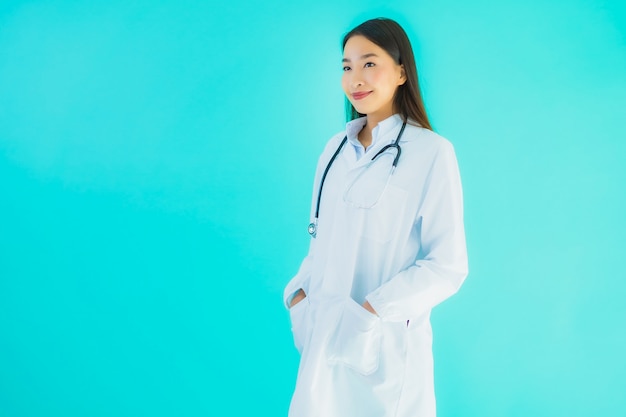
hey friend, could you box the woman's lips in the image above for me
[352,91,372,100]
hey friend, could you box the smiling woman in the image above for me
[341,37,407,142]
[283,17,468,417]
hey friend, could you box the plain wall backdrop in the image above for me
[1,0,625,416]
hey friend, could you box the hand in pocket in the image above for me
[290,288,307,308]
[327,299,382,375]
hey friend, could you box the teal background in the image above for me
[1,0,625,416]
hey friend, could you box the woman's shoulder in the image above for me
[315,130,347,160]
[310,130,347,173]
[404,122,456,154]
[324,130,348,150]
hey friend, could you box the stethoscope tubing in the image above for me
[314,136,347,221]
[308,121,407,237]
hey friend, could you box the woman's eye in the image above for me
[364,62,375,68]
[342,66,351,71]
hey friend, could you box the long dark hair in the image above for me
[342,18,432,130]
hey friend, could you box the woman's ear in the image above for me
[398,64,407,85]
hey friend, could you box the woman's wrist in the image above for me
[289,289,306,308]
[362,300,378,316]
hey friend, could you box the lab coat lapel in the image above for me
[340,141,358,166]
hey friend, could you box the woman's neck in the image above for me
[358,110,394,149]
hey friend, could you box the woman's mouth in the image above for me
[352,91,372,100]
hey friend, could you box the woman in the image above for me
[283,17,468,417]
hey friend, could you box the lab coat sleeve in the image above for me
[365,140,468,321]
[283,134,342,309]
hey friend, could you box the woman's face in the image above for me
[341,35,406,120]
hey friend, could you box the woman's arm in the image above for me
[283,133,345,309]
[365,140,468,320]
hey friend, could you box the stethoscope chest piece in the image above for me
[308,222,317,238]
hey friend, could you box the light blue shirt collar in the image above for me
[345,114,404,160]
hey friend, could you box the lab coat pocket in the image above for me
[289,297,310,354]
[327,299,382,375]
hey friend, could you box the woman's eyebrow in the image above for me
[342,53,379,62]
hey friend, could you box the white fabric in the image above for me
[284,114,468,417]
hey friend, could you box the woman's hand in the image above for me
[289,289,307,308]
[362,300,378,316]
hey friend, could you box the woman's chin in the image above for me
[352,105,370,115]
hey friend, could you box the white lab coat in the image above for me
[284,114,468,417]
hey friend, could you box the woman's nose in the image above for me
[351,78,364,89]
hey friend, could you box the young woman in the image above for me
[283,18,468,417]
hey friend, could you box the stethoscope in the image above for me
[308,121,407,238]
